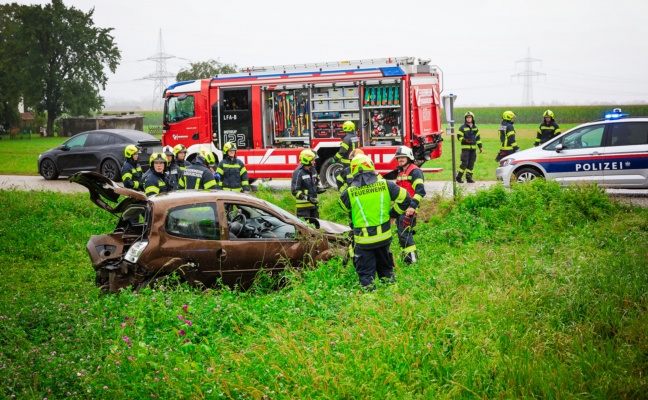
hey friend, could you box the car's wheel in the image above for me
[320,157,343,188]
[101,159,121,181]
[514,167,543,183]
[39,158,59,180]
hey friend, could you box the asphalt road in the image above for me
[1,175,646,206]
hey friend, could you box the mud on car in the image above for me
[70,172,350,292]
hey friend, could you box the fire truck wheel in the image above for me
[320,157,343,188]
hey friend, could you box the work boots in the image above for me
[466,173,475,183]
[455,172,464,183]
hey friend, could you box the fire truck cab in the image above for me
[162,57,443,187]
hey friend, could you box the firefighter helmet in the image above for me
[342,121,356,132]
[543,110,554,119]
[149,153,167,167]
[348,148,364,160]
[124,144,139,159]
[223,141,237,154]
[300,149,318,165]
[351,154,375,176]
[173,144,187,156]
[502,111,516,121]
[163,145,174,156]
[465,111,475,119]
[394,146,415,161]
[199,148,216,166]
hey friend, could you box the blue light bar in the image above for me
[604,109,629,120]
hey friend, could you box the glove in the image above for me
[534,143,539,147]
[401,215,413,229]
[479,147,483,153]
[308,197,319,205]
[213,172,221,181]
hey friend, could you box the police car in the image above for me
[496,110,648,188]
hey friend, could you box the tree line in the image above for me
[0,0,236,135]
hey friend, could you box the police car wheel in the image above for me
[514,167,542,183]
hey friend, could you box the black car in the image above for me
[38,129,162,181]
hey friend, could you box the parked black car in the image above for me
[38,129,162,181]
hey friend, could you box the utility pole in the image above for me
[442,94,458,199]
[512,48,545,105]
[138,29,184,111]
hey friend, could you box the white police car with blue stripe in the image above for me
[496,110,648,188]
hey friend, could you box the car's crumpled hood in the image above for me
[69,171,146,216]
[304,217,351,235]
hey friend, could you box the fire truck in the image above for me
[162,56,444,187]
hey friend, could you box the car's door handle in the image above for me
[216,249,227,260]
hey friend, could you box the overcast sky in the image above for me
[13,0,648,109]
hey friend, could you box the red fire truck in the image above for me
[162,56,444,187]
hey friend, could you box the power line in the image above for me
[137,29,187,111]
[511,48,545,105]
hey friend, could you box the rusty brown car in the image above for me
[70,172,350,292]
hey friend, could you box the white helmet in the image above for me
[394,146,414,161]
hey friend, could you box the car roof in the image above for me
[148,189,257,206]
[73,129,158,142]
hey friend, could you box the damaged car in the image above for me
[70,172,350,292]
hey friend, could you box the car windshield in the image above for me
[545,124,605,150]
[165,95,195,123]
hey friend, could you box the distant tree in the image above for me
[3,0,120,134]
[176,59,238,81]
[0,3,23,129]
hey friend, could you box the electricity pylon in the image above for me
[512,48,545,105]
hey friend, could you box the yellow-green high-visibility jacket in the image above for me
[338,173,411,249]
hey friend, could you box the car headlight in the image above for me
[125,240,148,263]
[499,158,514,167]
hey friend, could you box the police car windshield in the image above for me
[545,125,605,150]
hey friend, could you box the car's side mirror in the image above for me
[555,144,563,153]
[59,144,69,151]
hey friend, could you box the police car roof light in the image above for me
[604,109,630,120]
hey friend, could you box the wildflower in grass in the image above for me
[177,315,184,320]
[178,330,186,336]
[122,336,131,343]
[183,304,189,311]
[183,339,191,343]
[103,386,108,390]
[185,320,192,327]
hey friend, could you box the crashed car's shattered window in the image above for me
[225,203,296,240]
[166,203,219,240]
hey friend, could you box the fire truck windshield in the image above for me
[165,94,195,124]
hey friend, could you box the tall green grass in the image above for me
[1,182,647,398]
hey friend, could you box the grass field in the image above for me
[1,181,647,398]
[1,124,576,181]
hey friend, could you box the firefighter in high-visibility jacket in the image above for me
[144,153,171,197]
[173,144,191,170]
[121,144,143,191]
[291,149,321,219]
[216,142,250,192]
[335,148,365,192]
[456,111,482,183]
[334,120,360,165]
[339,154,411,290]
[496,110,519,162]
[394,146,425,265]
[535,110,561,146]
[179,148,217,190]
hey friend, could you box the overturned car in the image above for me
[70,172,350,292]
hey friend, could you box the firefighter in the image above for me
[180,148,218,190]
[334,121,360,165]
[291,149,321,219]
[144,153,171,197]
[121,144,143,191]
[173,144,191,170]
[335,148,365,191]
[339,154,411,290]
[163,145,182,190]
[456,111,483,183]
[535,110,561,146]
[216,142,250,192]
[496,110,519,162]
[394,146,426,264]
